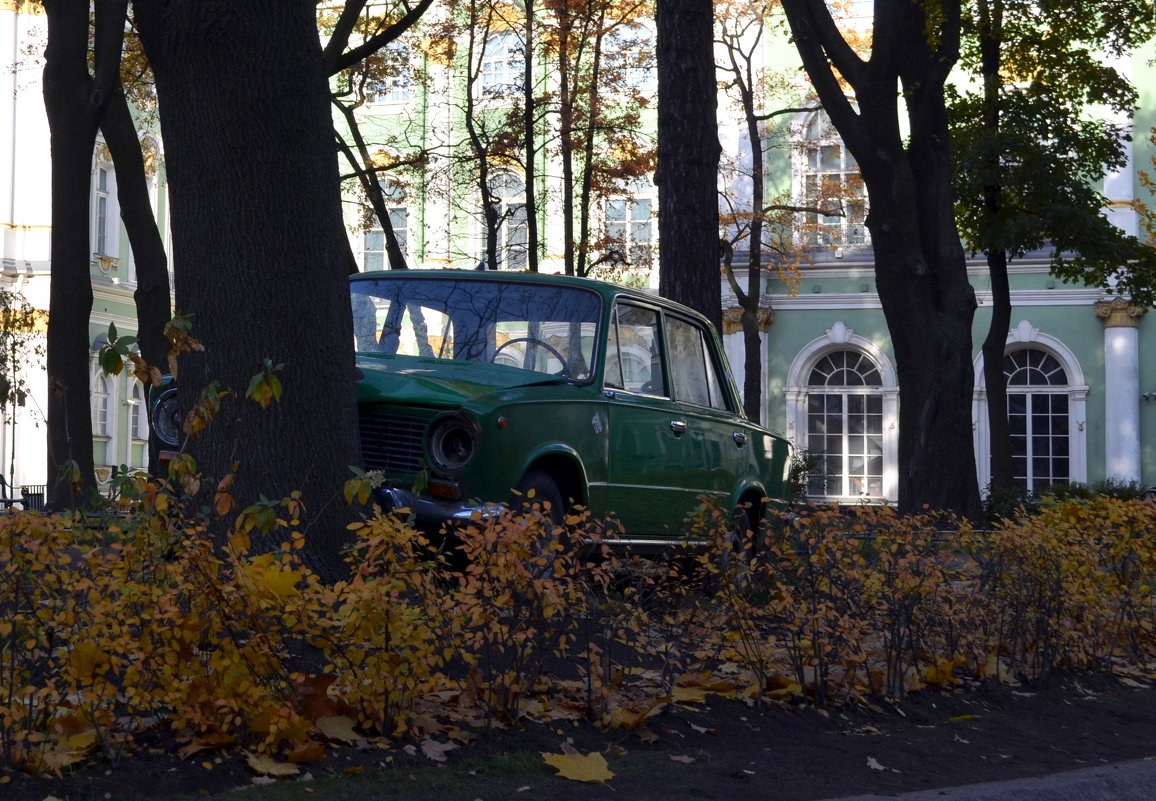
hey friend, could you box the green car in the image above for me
[352,270,791,551]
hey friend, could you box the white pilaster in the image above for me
[1096,300,1145,483]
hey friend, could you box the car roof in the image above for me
[350,269,715,327]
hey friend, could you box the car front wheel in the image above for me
[512,470,567,573]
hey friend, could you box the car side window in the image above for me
[605,303,666,395]
[667,317,729,411]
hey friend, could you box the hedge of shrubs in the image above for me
[1,483,1153,776]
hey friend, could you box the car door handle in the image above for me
[732,431,748,446]
[670,420,688,435]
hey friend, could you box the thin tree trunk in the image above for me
[983,250,1013,492]
[42,0,120,508]
[523,0,539,272]
[977,0,1013,496]
[100,87,173,476]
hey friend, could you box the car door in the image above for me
[663,314,753,513]
[601,301,694,538]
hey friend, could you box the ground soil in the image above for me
[4,672,1155,801]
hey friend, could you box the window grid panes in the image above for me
[806,351,884,498]
[481,31,523,96]
[606,196,653,268]
[363,183,410,270]
[490,172,527,271]
[130,382,148,440]
[370,42,412,104]
[799,111,868,248]
[1004,349,1070,491]
[96,167,109,255]
[93,374,110,437]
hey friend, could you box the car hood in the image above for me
[355,355,568,407]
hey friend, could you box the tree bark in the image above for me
[655,0,721,331]
[523,0,539,272]
[101,91,170,372]
[100,87,173,476]
[783,0,982,519]
[134,0,360,577]
[42,0,123,509]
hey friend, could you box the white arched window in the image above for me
[784,322,899,502]
[480,31,523,97]
[973,321,1088,491]
[794,110,868,248]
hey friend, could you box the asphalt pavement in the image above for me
[826,758,1156,800]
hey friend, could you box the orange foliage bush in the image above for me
[1,486,1153,776]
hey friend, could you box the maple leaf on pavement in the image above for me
[542,746,615,783]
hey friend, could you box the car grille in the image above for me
[359,409,426,474]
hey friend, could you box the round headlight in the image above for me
[428,415,478,473]
[151,387,182,448]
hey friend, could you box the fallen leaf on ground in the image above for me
[670,754,695,763]
[672,686,709,704]
[542,749,615,783]
[245,752,300,777]
[866,756,899,773]
[421,738,458,762]
[315,715,360,744]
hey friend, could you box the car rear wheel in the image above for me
[715,503,757,590]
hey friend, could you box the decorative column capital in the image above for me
[722,306,774,335]
[1094,299,1146,328]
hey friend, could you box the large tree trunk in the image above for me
[42,0,103,509]
[134,0,360,577]
[655,0,721,331]
[783,0,982,519]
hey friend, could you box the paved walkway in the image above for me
[827,758,1156,800]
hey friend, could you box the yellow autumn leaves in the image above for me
[1,494,1154,781]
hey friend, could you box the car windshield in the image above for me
[351,276,602,381]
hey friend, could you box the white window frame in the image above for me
[128,380,149,442]
[487,170,527,271]
[792,109,869,249]
[363,182,410,270]
[92,149,119,261]
[604,178,655,271]
[368,41,413,105]
[784,322,899,502]
[91,364,115,442]
[972,320,1088,492]
[480,31,523,97]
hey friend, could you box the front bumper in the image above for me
[372,486,505,526]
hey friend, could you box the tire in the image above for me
[512,470,568,574]
[714,503,758,591]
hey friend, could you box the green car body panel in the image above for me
[352,270,791,549]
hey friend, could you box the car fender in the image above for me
[515,442,590,508]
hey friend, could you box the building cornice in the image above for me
[766,288,1105,311]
